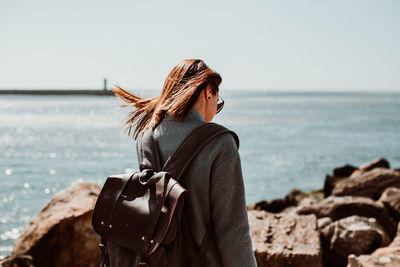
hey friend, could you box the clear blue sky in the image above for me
[1,0,399,91]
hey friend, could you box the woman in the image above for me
[112,59,256,266]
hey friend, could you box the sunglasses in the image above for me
[216,97,224,114]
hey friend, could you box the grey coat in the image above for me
[136,109,257,267]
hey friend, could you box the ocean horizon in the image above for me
[1,90,400,258]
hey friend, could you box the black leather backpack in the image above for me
[91,123,239,267]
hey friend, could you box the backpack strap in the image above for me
[162,122,239,180]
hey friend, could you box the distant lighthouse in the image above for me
[103,78,107,91]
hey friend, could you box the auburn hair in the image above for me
[112,59,222,139]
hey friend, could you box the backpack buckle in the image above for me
[98,243,107,255]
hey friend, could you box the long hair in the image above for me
[112,59,222,139]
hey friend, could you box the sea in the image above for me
[1,90,400,258]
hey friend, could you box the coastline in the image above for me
[0,89,114,95]
[1,158,400,266]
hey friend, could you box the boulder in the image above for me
[348,158,390,179]
[248,189,324,213]
[248,210,323,267]
[333,164,359,178]
[248,199,292,213]
[347,223,400,267]
[4,183,101,267]
[380,187,400,221]
[324,175,348,197]
[324,164,358,197]
[331,168,400,200]
[247,189,305,213]
[296,195,397,238]
[0,254,35,267]
[320,215,390,267]
[359,158,390,172]
[325,159,389,198]
[317,217,332,230]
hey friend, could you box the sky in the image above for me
[0,0,399,92]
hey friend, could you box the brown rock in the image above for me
[332,168,400,200]
[0,254,35,267]
[359,158,390,172]
[296,195,397,238]
[248,189,324,213]
[324,161,383,197]
[347,223,400,267]
[348,158,390,179]
[380,187,400,221]
[334,164,359,177]
[248,210,323,267]
[348,254,400,267]
[8,183,101,267]
[320,215,390,267]
[324,175,348,197]
[324,163,358,197]
[349,169,366,178]
[247,189,305,213]
[247,199,292,213]
[317,217,332,230]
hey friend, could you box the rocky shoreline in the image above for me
[248,158,400,267]
[1,158,400,267]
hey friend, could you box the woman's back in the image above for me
[137,109,256,266]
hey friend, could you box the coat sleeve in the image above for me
[210,134,257,267]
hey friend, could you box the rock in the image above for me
[248,199,292,213]
[0,254,35,267]
[324,164,358,197]
[324,159,390,198]
[347,223,400,267]
[334,164,359,177]
[7,183,102,267]
[321,215,390,267]
[349,169,366,178]
[317,217,332,230]
[248,189,324,213]
[296,195,397,238]
[380,187,400,221]
[297,196,320,207]
[347,158,390,180]
[324,175,348,197]
[247,189,306,213]
[248,210,323,267]
[359,158,390,172]
[331,168,400,200]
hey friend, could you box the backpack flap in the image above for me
[105,170,183,255]
[148,178,187,254]
[92,173,134,237]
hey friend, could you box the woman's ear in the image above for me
[205,85,213,100]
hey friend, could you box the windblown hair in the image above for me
[112,59,222,139]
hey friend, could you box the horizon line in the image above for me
[0,88,399,92]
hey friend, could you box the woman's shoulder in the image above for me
[201,123,240,160]
[212,123,239,148]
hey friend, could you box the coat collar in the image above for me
[164,109,204,122]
